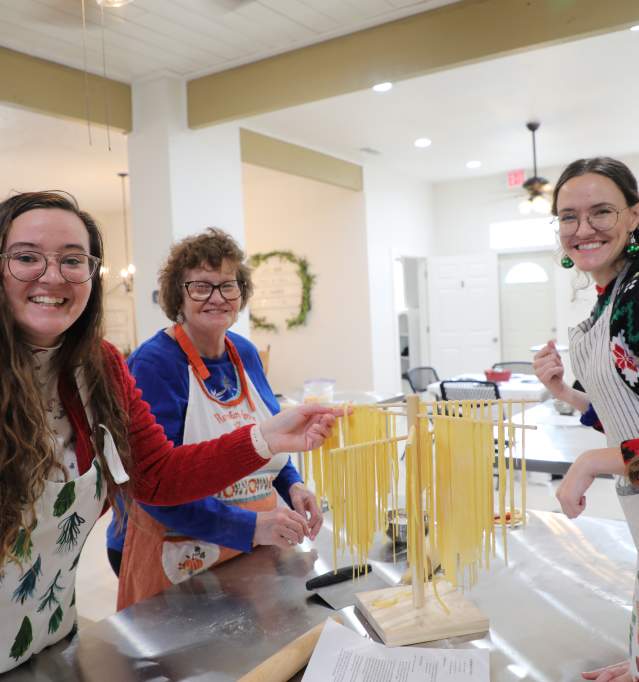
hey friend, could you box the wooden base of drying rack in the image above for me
[355,582,488,647]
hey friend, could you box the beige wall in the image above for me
[94,209,137,354]
[242,163,373,397]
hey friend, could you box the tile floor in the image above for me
[74,472,625,625]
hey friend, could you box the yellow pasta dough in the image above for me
[303,398,527,602]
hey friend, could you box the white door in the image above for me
[401,257,430,368]
[498,252,555,361]
[427,254,500,378]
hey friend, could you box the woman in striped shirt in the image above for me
[534,157,639,682]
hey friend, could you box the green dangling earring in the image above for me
[625,230,639,258]
[561,255,574,269]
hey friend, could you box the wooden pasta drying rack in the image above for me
[306,394,535,646]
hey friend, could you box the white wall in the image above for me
[94,209,138,353]
[363,162,433,394]
[128,79,249,344]
[94,209,128,278]
[243,163,373,397]
[169,122,249,337]
[431,155,639,379]
[128,78,180,343]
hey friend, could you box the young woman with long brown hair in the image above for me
[534,158,639,682]
[0,191,338,673]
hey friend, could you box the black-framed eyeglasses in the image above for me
[183,280,243,302]
[553,205,631,237]
[0,250,101,283]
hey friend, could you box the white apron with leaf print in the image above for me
[0,457,107,673]
[0,363,124,674]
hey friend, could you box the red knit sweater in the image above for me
[58,341,268,505]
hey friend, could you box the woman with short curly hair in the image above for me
[109,228,321,610]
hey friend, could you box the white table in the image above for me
[427,372,550,403]
[507,399,607,474]
[529,343,569,352]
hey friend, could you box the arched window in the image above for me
[489,217,555,250]
[504,262,549,284]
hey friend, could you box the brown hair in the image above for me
[553,158,639,276]
[158,227,254,321]
[0,191,131,566]
[553,157,639,215]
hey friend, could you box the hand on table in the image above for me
[582,660,632,681]
[289,483,323,540]
[253,507,310,549]
[259,404,344,454]
[533,340,568,399]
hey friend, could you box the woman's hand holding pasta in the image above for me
[289,483,323,540]
[254,507,309,548]
[259,404,343,454]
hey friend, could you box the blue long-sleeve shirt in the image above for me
[106,329,302,553]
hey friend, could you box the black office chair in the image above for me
[406,366,439,393]
[492,361,533,374]
[440,379,501,402]
[439,380,505,456]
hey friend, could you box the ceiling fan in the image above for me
[519,121,553,216]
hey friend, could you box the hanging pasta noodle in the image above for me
[521,400,527,526]
[495,400,508,565]
[303,405,402,571]
[508,401,515,528]
[303,397,529,602]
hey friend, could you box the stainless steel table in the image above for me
[4,510,634,681]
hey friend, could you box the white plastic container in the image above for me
[302,378,335,403]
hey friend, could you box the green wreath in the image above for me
[249,250,315,332]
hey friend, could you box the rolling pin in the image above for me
[237,615,341,682]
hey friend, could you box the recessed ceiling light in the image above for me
[631,25,639,31]
[372,82,393,92]
[414,138,432,148]
[466,160,482,169]
[95,0,134,6]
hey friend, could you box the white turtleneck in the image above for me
[29,345,79,482]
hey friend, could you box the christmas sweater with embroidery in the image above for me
[106,329,302,554]
[578,260,639,482]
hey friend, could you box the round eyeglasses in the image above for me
[184,280,243,302]
[553,205,630,237]
[0,251,101,283]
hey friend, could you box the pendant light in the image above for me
[519,122,552,215]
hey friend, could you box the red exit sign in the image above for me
[507,169,525,187]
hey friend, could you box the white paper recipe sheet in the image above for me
[302,619,489,682]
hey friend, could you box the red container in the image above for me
[484,369,512,382]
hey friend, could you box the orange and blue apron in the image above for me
[117,326,288,610]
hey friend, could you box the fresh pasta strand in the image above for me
[301,398,527,605]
